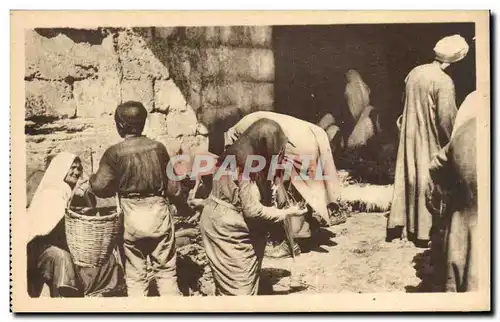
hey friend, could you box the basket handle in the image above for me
[66,186,78,211]
[66,187,99,216]
[115,193,122,215]
[84,190,97,208]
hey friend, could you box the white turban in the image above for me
[434,34,470,64]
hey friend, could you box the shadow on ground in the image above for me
[298,228,338,254]
[405,249,444,293]
[259,268,309,295]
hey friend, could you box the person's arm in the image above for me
[89,149,118,198]
[435,78,458,145]
[425,142,452,216]
[238,179,305,222]
[429,143,451,185]
[158,143,186,205]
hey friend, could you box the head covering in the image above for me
[346,69,362,82]
[26,151,78,243]
[221,118,288,182]
[434,34,470,64]
[345,69,371,122]
[115,101,148,129]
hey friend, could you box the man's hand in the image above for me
[286,204,308,217]
[74,180,90,197]
[187,198,205,210]
[275,204,308,222]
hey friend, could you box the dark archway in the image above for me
[273,22,476,182]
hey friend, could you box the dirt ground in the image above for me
[259,211,428,295]
[37,209,433,297]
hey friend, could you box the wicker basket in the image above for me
[65,193,122,268]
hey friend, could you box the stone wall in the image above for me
[25,26,275,173]
[146,26,275,154]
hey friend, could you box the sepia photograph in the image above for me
[10,10,491,312]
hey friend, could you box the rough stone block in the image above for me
[26,118,93,136]
[154,79,187,113]
[200,83,219,108]
[121,80,154,112]
[25,80,76,119]
[60,137,116,171]
[117,30,170,80]
[203,26,272,48]
[133,27,155,44]
[198,105,242,131]
[25,118,122,173]
[188,86,202,112]
[217,81,274,109]
[165,108,198,138]
[204,47,274,82]
[184,27,206,43]
[219,26,272,48]
[203,27,219,45]
[98,34,122,76]
[143,112,168,138]
[169,46,204,84]
[238,104,274,117]
[26,146,53,173]
[183,135,209,157]
[155,135,209,161]
[201,48,221,79]
[153,135,178,157]
[73,78,122,117]
[154,27,178,40]
[25,30,119,81]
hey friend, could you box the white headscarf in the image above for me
[26,151,78,244]
[345,69,371,123]
[434,34,470,64]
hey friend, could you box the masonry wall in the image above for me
[148,26,275,154]
[25,26,274,174]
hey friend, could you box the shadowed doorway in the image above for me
[272,22,476,182]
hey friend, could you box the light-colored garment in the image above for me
[434,34,470,64]
[200,177,269,296]
[26,151,124,297]
[120,196,179,296]
[451,90,480,138]
[202,119,288,296]
[345,70,371,123]
[26,152,77,244]
[427,119,478,292]
[388,63,458,242]
[427,90,482,174]
[346,105,379,150]
[225,111,340,223]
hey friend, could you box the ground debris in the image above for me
[174,215,215,296]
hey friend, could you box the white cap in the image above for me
[434,34,470,64]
